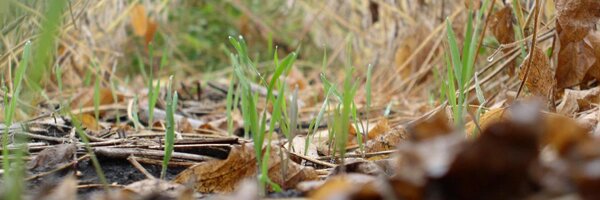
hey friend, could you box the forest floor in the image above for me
[2,0,600,199]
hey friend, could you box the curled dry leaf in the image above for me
[435,102,544,200]
[490,6,516,75]
[555,38,596,88]
[317,125,359,156]
[465,108,506,137]
[367,118,390,140]
[395,134,464,186]
[70,88,124,112]
[144,20,158,45]
[436,121,541,200]
[173,143,318,193]
[466,104,589,156]
[330,159,387,177]
[28,143,76,172]
[365,126,407,153]
[123,178,194,199]
[309,174,382,200]
[405,106,452,141]
[555,0,600,44]
[519,47,556,98]
[557,87,600,115]
[584,31,600,80]
[130,4,148,37]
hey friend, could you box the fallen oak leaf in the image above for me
[367,118,390,140]
[518,47,555,98]
[27,143,76,173]
[173,143,317,193]
[490,6,516,76]
[555,0,600,44]
[365,126,407,153]
[405,106,453,141]
[555,38,596,88]
[309,174,381,200]
[557,87,600,116]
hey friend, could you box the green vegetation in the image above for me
[2,41,31,200]
[443,0,489,129]
[161,76,178,179]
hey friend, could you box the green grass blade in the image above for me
[161,76,178,179]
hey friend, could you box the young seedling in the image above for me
[229,36,296,195]
[71,109,108,189]
[365,64,373,142]
[443,0,487,129]
[2,41,31,200]
[161,76,178,179]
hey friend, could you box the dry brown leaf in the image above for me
[124,179,193,199]
[173,143,317,193]
[144,19,158,45]
[80,114,100,131]
[557,87,600,115]
[405,106,452,141]
[465,108,506,137]
[554,0,600,88]
[130,4,148,37]
[330,159,387,177]
[178,118,194,133]
[466,106,589,156]
[543,112,590,156]
[27,144,76,172]
[436,119,541,200]
[555,39,596,88]
[490,6,516,75]
[70,88,124,111]
[309,174,380,200]
[317,125,360,156]
[555,0,600,44]
[367,118,390,140]
[395,134,464,186]
[519,47,556,97]
[584,31,600,80]
[365,126,407,153]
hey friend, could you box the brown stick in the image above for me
[93,147,215,162]
[127,155,156,179]
[516,0,541,99]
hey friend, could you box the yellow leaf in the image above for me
[130,4,147,37]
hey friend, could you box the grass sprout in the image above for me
[161,76,178,179]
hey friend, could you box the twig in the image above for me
[16,132,69,143]
[133,157,195,167]
[289,151,336,168]
[472,0,496,67]
[516,0,541,99]
[317,150,397,160]
[93,147,215,162]
[127,155,156,179]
